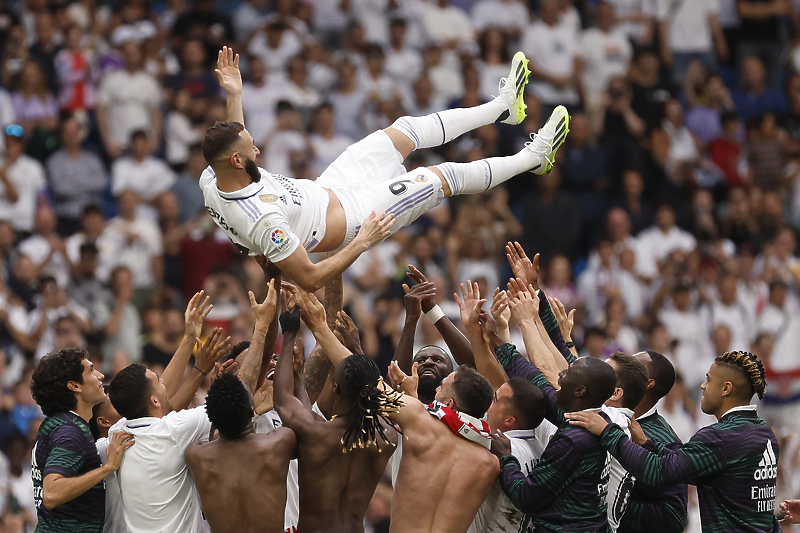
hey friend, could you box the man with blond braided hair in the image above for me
[568,351,781,533]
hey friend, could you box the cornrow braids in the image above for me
[716,351,767,400]
[335,354,404,453]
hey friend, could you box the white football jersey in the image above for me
[601,405,634,532]
[200,166,329,262]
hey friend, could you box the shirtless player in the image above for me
[184,280,297,533]
[273,290,399,533]
[201,47,569,292]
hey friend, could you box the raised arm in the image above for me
[275,212,395,293]
[507,281,562,387]
[394,281,436,373]
[240,280,278,392]
[301,273,343,404]
[255,257,282,388]
[407,265,475,366]
[162,291,212,398]
[170,328,231,411]
[273,309,315,427]
[297,288,352,367]
[546,296,578,364]
[454,281,507,390]
[215,46,244,126]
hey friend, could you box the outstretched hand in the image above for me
[253,379,274,416]
[507,280,540,323]
[565,411,609,436]
[194,327,232,375]
[406,264,436,312]
[388,361,419,398]
[455,280,486,332]
[506,242,539,291]
[185,291,212,339]
[355,211,395,249]
[215,46,242,96]
[334,310,363,354]
[490,288,510,332]
[402,281,437,320]
[249,279,278,327]
[549,296,576,342]
[296,288,326,331]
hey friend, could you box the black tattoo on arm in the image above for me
[302,273,342,404]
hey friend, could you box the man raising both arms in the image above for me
[201,47,570,292]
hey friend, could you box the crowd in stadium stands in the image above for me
[1,0,800,531]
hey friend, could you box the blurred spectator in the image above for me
[165,89,203,168]
[142,308,184,371]
[241,55,278,146]
[111,130,176,209]
[744,112,785,190]
[708,111,748,187]
[97,265,142,369]
[171,144,208,224]
[310,102,353,177]
[612,168,654,235]
[708,272,756,352]
[735,0,790,87]
[277,55,322,123]
[476,28,511,103]
[96,40,162,159]
[580,1,632,108]
[0,125,46,234]
[330,58,367,140]
[684,69,736,145]
[629,49,674,131]
[384,18,423,94]
[65,205,116,284]
[67,242,111,328]
[233,0,268,43]
[248,21,303,73]
[54,24,95,113]
[471,0,529,40]
[171,0,235,46]
[46,115,107,235]
[104,190,163,292]
[11,60,59,159]
[522,0,580,109]
[606,0,657,47]
[28,12,61,95]
[732,55,788,120]
[542,254,580,312]
[17,206,69,288]
[656,0,728,85]
[579,239,644,326]
[165,39,218,105]
[264,100,313,177]
[635,203,697,279]
[521,168,581,262]
[422,0,476,56]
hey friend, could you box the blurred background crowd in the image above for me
[1,0,800,531]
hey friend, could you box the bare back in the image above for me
[390,402,500,533]
[295,415,395,533]
[185,429,296,533]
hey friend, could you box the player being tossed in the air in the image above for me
[201,46,569,292]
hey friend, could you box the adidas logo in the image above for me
[753,441,777,480]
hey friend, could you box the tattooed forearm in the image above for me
[323,273,343,331]
[303,345,332,405]
[240,325,268,392]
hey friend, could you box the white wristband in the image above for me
[425,305,445,323]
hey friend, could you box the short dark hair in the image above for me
[109,364,152,420]
[716,351,767,400]
[451,366,493,419]
[81,204,102,218]
[223,341,250,365]
[645,350,675,400]
[608,352,649,410]
[129,129,148,143]
[30,348,86,416]
[205,373,252,440]
[202,121,244,164]
[506,377,545,430]
[79,242,98,257]
[90,400,106,440]
[581,357,618,407]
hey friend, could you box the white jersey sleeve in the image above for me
[249,216,301,263]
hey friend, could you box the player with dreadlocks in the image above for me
[272,290,402,533]
[568,351,781,533]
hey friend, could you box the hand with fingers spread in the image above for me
[281,281,298,312]
[506,242,540,291]
[507,277,536,298]
[406,265,436,312]
[249,279,278,328]
[253,379,274,415]
[549,296,576,342]
[215,46,242,96]
[354,211,395,249]
[507,285,540,325]
[296,288,326,332]
[185,291,213,340]
[478,308,505,348]
[194,328,233,375]
[490,288,511,333]
[104,431,135,471]
[333,311,363,354]
[455,280,486,333]
[388,361,419,398]
[564,411,609,436]
[402,281,437,321]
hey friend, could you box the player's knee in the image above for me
[427,166,450,197]
[384,126,416,160]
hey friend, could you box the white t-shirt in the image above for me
[104,216,163,288]
[241,82,279,146]
[657,0,719,53]
[96,70,162,149]
[581,28,633,105]
[96,437,129,533]
[521,19,580,105]
[423,4,476,46]
[111,156,176,201]
[601,405,633,532]
[471,0,530,32]
[18,234,70,287]
[634,226,697,278]
[254,410,299,532]
[264,130,308,177]
[109,406,212,533]
[468,422,556,533]
[200,166,329,262]
[0,154,46,232]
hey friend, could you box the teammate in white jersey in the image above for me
[201,47,570,292]
[470,377,558,533]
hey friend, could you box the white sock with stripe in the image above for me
[436,149,543,195]
[390,98,507,150]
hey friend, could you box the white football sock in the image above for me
[436,149,543,195]
[390,98,507,150]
